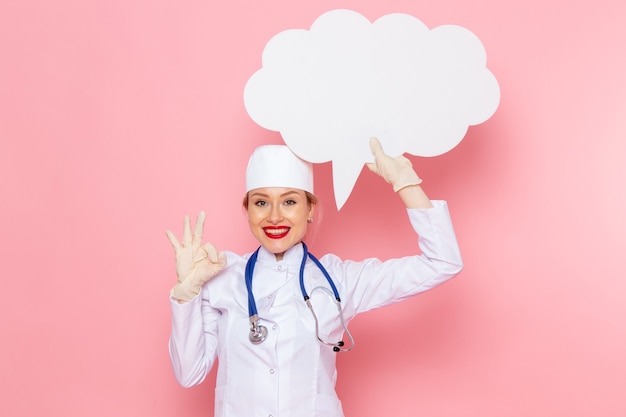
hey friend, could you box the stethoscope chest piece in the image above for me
[249,315,268,344]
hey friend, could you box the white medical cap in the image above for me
[245,145,314,193]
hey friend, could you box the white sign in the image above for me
[244,9,500,209]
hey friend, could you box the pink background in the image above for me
[1,0,625,416]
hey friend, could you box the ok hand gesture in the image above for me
[166,212,227,302]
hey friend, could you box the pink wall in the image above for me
[1,0,625,416]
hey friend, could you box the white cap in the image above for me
[245,145,314,193]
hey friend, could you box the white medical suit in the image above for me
[169,200,463,417]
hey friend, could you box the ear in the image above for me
[242,193,250,211]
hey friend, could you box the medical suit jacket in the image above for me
[169,200,463,417]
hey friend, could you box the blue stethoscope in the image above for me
[245,242,354,352]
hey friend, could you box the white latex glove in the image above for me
[366,137,422,192]
[166,211,227,302]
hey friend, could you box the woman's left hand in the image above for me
[366,137,422,192]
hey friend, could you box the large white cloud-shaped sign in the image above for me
[244,9,500,209]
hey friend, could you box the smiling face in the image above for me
[246,187,315,261]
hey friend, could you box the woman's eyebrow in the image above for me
[249,191,301,198]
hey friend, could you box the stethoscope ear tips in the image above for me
[333,341,345,352]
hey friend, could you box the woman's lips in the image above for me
[263,226,290,239]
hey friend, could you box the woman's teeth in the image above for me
[266,228,288,235]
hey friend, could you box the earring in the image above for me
[307,217,313,223]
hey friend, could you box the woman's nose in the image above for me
[267,205,283,223]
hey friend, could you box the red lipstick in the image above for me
[263,226,290,239]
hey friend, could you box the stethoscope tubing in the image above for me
[299,244,341,302]
[245,242,354,351]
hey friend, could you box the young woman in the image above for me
[167,138,463,417]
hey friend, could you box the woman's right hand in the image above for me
[166,212,227,302]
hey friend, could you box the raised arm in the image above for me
[166,212,226,386]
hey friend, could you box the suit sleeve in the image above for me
[326,200,463,315]
[168,289,220,387]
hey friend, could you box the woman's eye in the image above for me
[284,199,296,206]
[254,200,267,207]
